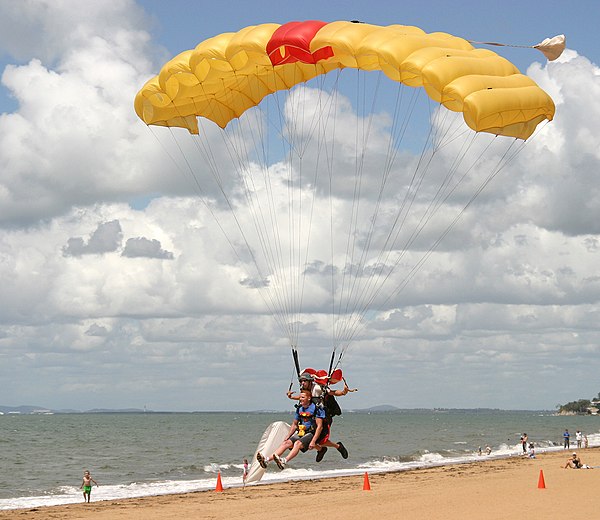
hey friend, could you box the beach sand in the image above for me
[1,448,597,520]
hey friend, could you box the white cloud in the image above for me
[522,51,600,235]
[1,2,600,411]
[0,0,166,225]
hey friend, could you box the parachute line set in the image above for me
[135,21,559,370]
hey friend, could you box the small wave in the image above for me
[418,452,446,463]
[203,463,233,473]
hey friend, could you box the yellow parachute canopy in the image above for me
[135,20,555,140]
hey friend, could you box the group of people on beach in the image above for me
[562,429,592,469]
[518,429,592,460]
[477,445,492,456]
[256,370,350,470]
[479,427,591,462]
[562,428,588,449]
[515,429,593,465]
[519,433,536,458]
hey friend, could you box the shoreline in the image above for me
[1,448,597,519]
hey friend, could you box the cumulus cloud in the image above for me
[0,0,184,227]
[1,1,600,411]
[0,0,151,65]
[524,52,600,236]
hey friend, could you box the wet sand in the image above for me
[1,448,596,520]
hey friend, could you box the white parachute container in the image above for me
[245,421,291,484]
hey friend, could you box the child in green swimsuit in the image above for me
[80,470,98,502]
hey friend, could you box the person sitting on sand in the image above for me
[257,389,325,470]
[565,452,583,469]
[80,470,98,502]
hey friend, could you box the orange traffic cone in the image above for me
[363,472,371,491]
[215,472,224,492]
[537,469,546,489]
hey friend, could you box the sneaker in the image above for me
[256,452,267,468]
[316,446,328,462]
[337,442,349,459]
[272,454,286,470]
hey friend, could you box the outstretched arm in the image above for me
[329,385,349,396]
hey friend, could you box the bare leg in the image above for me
[272,439,293,458]
[283,441,304,463]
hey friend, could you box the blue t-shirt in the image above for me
[294,403,326,431]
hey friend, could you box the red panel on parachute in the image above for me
[302,367,343,385]
[329,369,343,384]
[267,20,334,65]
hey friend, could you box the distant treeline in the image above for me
[557,394,600,414]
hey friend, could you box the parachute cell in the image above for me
[135,21,555,139]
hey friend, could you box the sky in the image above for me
[1,0,600,412]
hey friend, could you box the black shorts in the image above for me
[290,431,314,452]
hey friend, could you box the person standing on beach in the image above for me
[521,433,528,454]
[563,429,570,449]
[80,470,98,503]
[242,458,249,486]
[576,430,583,448]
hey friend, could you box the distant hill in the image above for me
[85,408,147,414]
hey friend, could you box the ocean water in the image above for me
[1,410,599,510]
